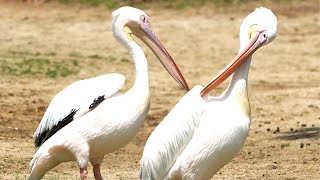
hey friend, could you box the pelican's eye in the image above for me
[262,32,268,44]
[141,15,149,24]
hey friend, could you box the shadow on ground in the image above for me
[276,127,319,140]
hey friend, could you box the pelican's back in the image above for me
[140,86,204,179]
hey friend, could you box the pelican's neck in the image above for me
[222,56,252,116]
[225,56,251,97]
[113,24,149,95]
[127,41,149,92]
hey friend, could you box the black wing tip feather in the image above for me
[89,95,105,110]
[34,94,105,148]
[34,109,79,148]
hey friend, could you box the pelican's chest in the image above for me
[86,92,150,155]
[109,91,150,126]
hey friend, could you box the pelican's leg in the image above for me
[74,143,90,180]
[93,164,103,180]
[80,167,88,180]
[91,156,104,180]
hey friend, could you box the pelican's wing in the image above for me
[33,73,125,148]
[140,86,204,180]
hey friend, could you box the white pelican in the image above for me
[29,6,189,180]
[140,7,278,180]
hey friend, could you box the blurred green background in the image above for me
[24,0,277,9]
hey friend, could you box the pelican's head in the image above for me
[112,6,189,90]
[200,7,278,96]
[239,7,278,50]
[112,6,148,30]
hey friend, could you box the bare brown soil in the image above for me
[0,0,319,179]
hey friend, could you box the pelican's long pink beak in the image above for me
[142,27,189,90]
[130,22,190,91]
[200,31,267,96]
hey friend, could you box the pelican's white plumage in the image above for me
[140,7,278,180]
[34,74,125,146]
[140,86,204,179]
[29,6,189,180]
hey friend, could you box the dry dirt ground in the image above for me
[0,0,319,179]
